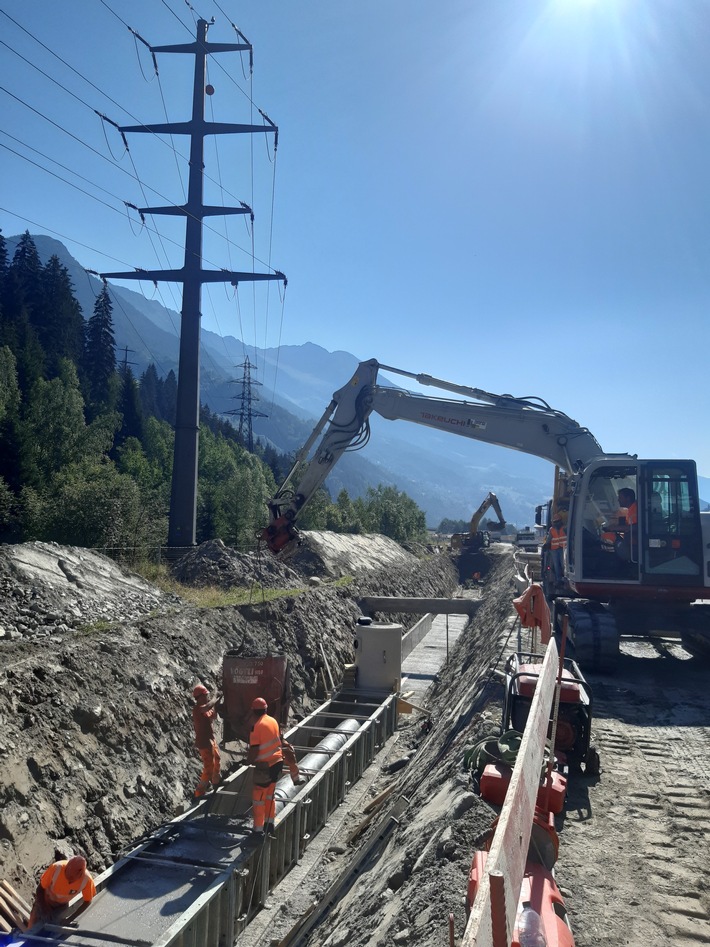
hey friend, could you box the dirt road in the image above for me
[562,638,710,947]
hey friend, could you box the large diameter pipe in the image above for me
[274,719,360,810]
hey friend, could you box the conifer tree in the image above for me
[84,284,116,411]
[0,266,45,394]
[10,231,44,324]
[40,255,84,375]
[159,369,178,425]
[0,229,7,290]
[115,366,144,449]
[139,364,161,418]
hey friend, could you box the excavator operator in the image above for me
[607,487,638,566]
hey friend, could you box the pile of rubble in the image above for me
[0,543,182,642]
[171,538,303,589]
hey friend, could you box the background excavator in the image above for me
[261,359,710,670]
[450,492,506,585]
[450,492,506,553]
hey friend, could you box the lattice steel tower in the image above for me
[227,356,267,453]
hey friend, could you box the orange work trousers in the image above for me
[195,740,221,797]
[252,761,283,830]
[252,781,276,831]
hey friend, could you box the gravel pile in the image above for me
[0,542,182,642]
[171,538,303,589]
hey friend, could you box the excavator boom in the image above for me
[261,357,710,668]
[261,359,612,556]
[470,492,506,534]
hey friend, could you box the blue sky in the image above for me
[1,0,709,472]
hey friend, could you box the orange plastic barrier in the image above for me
[480,763,567,814]
[467,851,575,947]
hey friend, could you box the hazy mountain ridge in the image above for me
[4,235,577,525]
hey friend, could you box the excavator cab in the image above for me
[568,459,706,596]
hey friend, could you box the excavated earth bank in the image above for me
[4,535,709,947]
[0,534,459,901]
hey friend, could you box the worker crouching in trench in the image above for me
[247,697,284,837]
[27,855,96,930]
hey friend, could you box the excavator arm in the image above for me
[261,358,608,557]
[469,492,506,534]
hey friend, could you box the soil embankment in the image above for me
[0,534,458,901]
[4,535,709,947]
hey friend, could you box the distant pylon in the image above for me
[227,356,267,453]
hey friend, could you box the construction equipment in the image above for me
[261,358,710,669]
[515,526,539,552]
[503,652,598,774]
[450,492,506,553]
[467,851,575,947]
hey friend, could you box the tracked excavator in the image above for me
[261,359,710,669]
[450,492,506,553]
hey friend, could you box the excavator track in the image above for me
[559,599,620,671]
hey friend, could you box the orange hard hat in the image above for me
[193,684,209,699]
[251,697,268,711]
[65,856,86,881]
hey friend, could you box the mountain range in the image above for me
[8,234,709,527]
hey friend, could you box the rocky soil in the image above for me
[2,535,709,947]
[0,533,457,901]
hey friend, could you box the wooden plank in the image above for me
[462,639,559,947]
[0,880,31,918]
[0,890,24,931]
[362,784,396,814]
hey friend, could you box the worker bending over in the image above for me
[248,697,284,836]
[28,855,96,929]
[192,683,222,800]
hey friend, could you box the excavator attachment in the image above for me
[261,515,301,558]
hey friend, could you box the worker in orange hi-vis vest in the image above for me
[247,697,284,837]
[545,514,567,584]
[192,683,222,801]
[27,855,96,928]
[617,487,638,526]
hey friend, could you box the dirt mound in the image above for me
[171,538,302,589]
[0,542,182,642]
[292,531,419,578]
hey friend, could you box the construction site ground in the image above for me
[0,535,709,947]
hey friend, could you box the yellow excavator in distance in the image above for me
[450,492,506,553]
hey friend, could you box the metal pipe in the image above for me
[274,719,360,811]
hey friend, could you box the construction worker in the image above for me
[613,487,638,564]
[192,684,222,800]
[617,488,638,526]
[247,697,284,836]
[545,515,567,585]
[27,855,96,929]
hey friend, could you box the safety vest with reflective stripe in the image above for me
[549,526,566,550]
[41,861,95,906]
[250,714,283,766]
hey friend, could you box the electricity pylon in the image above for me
[101,19,285,549]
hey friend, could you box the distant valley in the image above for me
[14,235,709,528]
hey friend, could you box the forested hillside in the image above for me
[0,231,427,553]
